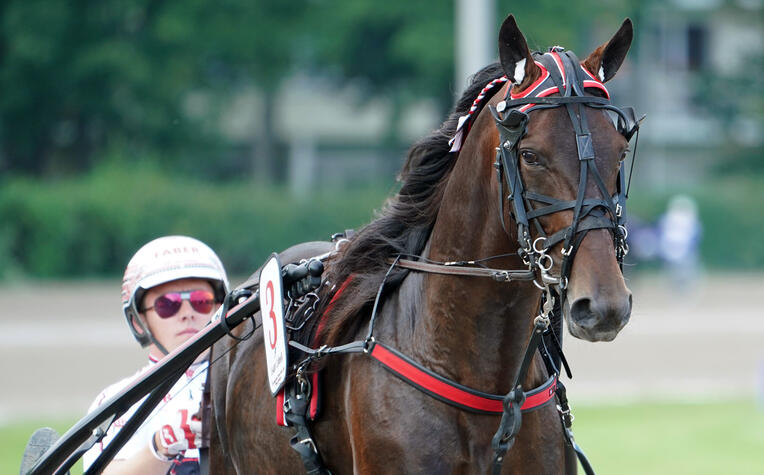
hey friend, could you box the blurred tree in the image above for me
[701,54,764,175]
[0,0,308,179]
[307,1,639,130]
[304,1,453,149]
[0,0,639,179]
[0,0,206,176]
[310,2,453,107]
[187,0,309,182]
[499,1,642,51]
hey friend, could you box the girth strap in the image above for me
[282,382,331,475]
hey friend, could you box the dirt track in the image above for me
[1,272,762,423]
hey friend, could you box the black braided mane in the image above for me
[314,63,507,346]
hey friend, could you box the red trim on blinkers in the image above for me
[580,66,610,99]
[510,62,550,99]
[550,51,567,85]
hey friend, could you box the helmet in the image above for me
[122,235,230,349]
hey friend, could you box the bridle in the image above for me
[490,47,642,304]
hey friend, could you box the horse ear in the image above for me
[583,18,633,83]
[498,14,541,88]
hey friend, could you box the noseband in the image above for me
[489,48,641,300]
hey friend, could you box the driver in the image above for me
[83,235,229,475]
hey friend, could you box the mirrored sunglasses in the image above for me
[143,290,216,318]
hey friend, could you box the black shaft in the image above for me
[83,374,181,474]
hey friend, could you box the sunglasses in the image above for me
[143,290,216,318]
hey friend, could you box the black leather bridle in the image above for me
[490,48,642,304]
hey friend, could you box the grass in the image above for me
[4,399,763,474]
[3,419,83,474]
[573,399,764,474]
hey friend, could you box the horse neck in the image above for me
[389,136,545,394]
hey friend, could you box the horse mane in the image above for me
[311,63,507,347]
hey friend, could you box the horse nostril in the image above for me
[570,298,595,328]
[570,295,632,330]
[607,293,633,324]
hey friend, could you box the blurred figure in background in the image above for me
[625,214,660,263]
[83,235,229,475]
[658,195,702,291]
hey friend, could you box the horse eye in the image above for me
[620,149,630,161]
[520,150,539,164]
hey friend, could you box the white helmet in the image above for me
[122,235,230,349]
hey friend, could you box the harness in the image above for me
[280,260,556,475]
[278,48,642,474]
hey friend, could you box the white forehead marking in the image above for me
[598,66,605,81]
[514,58,526,84]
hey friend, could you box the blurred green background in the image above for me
[1,0,760,278]
[1,0,762,473]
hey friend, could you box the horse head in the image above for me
[496,15,636,342]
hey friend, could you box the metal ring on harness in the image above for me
[532,236,548,254]
[537,254,553,273]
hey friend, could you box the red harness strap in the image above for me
[277,275,557,424]
[369,342,557,415]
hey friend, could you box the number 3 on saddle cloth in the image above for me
[260,254,290,397]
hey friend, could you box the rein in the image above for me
[393,257,535,282]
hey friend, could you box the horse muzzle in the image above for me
[563,291,632,342]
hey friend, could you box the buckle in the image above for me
[297,437,319,454]
[576,134,595,160]
[362,336,376,354]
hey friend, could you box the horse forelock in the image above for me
[313,63,508,347]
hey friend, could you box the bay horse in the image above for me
[209,14,639,474]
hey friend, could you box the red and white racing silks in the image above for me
[82,357,207,471]
[157,408,201,456]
